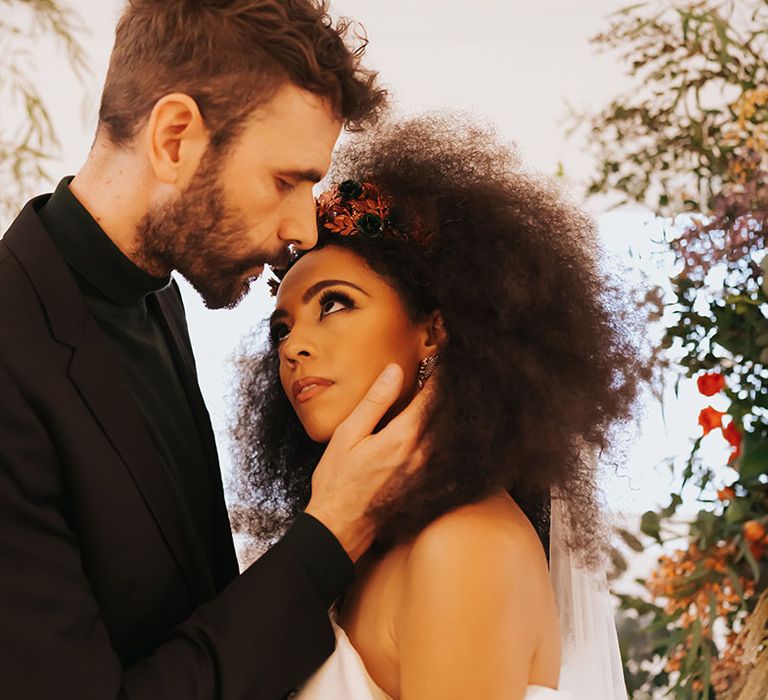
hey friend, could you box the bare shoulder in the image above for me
[394,492,561,696]
[405,491,548,577]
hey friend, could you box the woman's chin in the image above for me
[303,420,337,445]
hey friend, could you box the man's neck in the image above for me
[69,147,149,268]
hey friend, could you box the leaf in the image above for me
[617,527,645,552]
[685,619,703,674]
[661,493,684,518]
[640,510,662,542]
[726,565,745,598]
[701,641,712,700]
[708,589,718,629]
[738,539,761,582]
[725,498,752,524]
[738,437,768,481]
[609,2,649,18]
[610,547,629,575]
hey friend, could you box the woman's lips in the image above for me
[292,377,334,404]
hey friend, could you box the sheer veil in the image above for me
[549,495,627,699]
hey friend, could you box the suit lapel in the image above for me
[3,199,217,599]
[152,288,240,586]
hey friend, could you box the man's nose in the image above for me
[278,191,319,250]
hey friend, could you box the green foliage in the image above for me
[0,0,88,220]
[584,1,768,697]
[584,0,768,216]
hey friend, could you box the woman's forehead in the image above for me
[276,246,378,302]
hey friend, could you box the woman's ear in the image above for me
[419,310,448,356]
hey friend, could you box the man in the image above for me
[0,1,427,698]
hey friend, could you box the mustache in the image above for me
[265,249,293,269]
[228,248,293,275]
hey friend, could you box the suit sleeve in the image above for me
[0,362,353,700]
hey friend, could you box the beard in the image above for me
[133,151,287,310]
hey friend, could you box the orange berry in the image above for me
[744,520,766,542]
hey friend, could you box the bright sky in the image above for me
[4,0,726,521]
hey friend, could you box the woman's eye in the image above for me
[270,325,290,343]
[318,290,355,317]
[320,299,346,316]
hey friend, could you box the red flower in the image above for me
[697,372,725,396]
[717,487,736,501]
[749,541,766,561]
[698,407,725,435]
[722,421,742,448]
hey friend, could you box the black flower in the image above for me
[356,213,383,237]
[338,179,363,200]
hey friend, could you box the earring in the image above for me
[417,353,439,389]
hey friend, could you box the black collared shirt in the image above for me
[39,177,214,565]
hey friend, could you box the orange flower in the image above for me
[699,407,725,435]
[697,372,725,396]
[743,520,766,543]
[717,487,736,502]
[722,421,742,449]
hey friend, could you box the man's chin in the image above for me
[185,265,266,310]
[203,284,249,310]
[189,277,245,310]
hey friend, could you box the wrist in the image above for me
[305,504,374,563]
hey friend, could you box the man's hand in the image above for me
[305,363,433,562]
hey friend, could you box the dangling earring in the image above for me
[417,353,439,389]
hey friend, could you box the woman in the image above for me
[233,116,644,698]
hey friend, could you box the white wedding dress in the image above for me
[295,620,572,699]
[294,495,624,700]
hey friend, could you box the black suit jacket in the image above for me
[0,197,336,699]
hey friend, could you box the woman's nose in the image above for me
[282,329,316,365]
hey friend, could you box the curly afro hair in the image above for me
[230,114,648,564]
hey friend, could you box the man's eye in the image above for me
[276,178,296,193]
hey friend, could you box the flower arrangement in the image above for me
[582,1,768,697]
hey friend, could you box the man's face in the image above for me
[135,84,342,309]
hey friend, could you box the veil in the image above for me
[549,494,627,699]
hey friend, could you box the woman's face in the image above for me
[271,246,432,443]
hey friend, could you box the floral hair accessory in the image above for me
[268,179,430,295]
[316,179,429,244]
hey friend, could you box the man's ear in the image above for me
[145,93,209,186]
[419,310,448,355]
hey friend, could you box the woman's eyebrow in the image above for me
[301,279,370,303]
[269,280,370,326]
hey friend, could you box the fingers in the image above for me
[384,368,438,439]
[335,363,404,443]
[404,437,432,476]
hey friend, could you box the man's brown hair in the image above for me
[99,0,387,149]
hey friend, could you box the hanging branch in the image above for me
[0,0,88,220]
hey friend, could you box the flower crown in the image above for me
[268,179,429,295]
